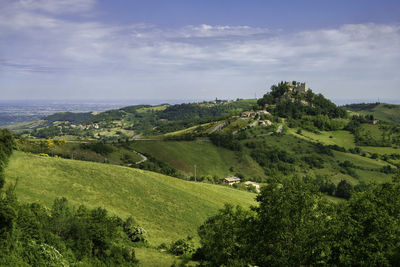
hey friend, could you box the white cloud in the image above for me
[15,0,95,14]
[0,1,399,100]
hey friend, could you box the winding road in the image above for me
[133,150,147,164]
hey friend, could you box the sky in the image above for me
[1,0,399,103]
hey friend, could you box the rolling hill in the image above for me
[5,151,256,266]
[131,139,267,179]
[4,151,255,242]
[344,103,400,122]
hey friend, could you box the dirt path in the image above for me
[132,150,147,164]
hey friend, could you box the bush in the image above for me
[169,237,195,256]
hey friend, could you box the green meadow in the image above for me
[5,151,255,246]
[5,151,256,266]
[289,129,356,149]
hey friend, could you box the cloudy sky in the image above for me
[1,0,399,103]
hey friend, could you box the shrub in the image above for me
[169,237,195,256]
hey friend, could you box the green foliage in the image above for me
[198,177,333,266]
[335,179,353,199]
[339,160,359,178]
[0,133,139,265]
[197,204,251,265]
[169,236,195,256]
[198,178,400,265]
[0,195,139,266]
[313,175,336,195]
[344,102,400,122]
[5,150,255,247]
[0,129,14,189]
[79,142,114,156]
[209,132,242,151]
[333,182,400,265]
[257,81,346,123]
[250,144,295,175]
[89,109,126,123]
[43,112,94,125]
[137,153,179,177]
[123,217,147,243]
[159,101,254,122]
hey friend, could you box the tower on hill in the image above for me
[285,81,306,94]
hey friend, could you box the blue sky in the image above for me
[1,0,399,102]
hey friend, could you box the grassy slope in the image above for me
[5,151,255,246]
[132,140,266,179]
[289,128,356,149]
[285,128,393,184]
[346,103,400,122]
[289,127,400,156]
[332,151,393,183]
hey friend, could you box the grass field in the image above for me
[5,151,256,266]
[359,146,400,155]
[289,129,356,149]
[5,151,255,246]
[332,151,393,183]
[359,124,383,139]
[346,103,400,122]
[131,140,267,179]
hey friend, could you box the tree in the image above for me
[246,178,333,266]
[331,182,400,265]
[197,204,251,266]
[335,180,353,199]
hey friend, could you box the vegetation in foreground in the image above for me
[0,130,141,266]
[196,175,400,266]
[5,151,255,245]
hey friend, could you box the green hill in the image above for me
[131,139,266,179]
[344,103,400,122]
[5,151,255,246]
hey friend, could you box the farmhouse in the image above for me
[223,177,241,185]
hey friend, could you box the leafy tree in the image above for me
[197,204,251,265]
[246,178,333,266]
[335,180,353,199]
[331,182,400,265]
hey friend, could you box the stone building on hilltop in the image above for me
[285,81,307,94]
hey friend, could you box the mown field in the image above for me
[5,151,255,265]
